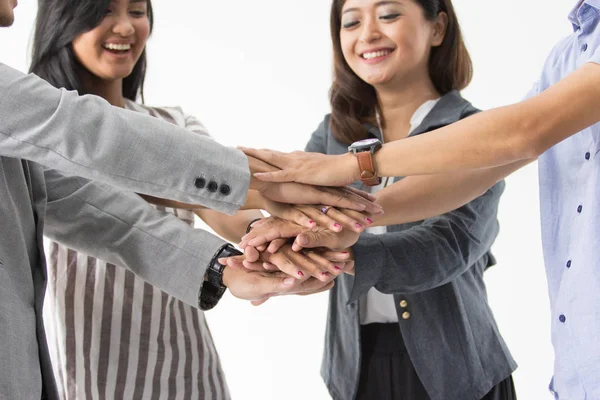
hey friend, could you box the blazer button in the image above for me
[207,181,219,193]
[402,312,411,320]
[399,300,408,308]
[194,177,206,189]
[220,184,231,196]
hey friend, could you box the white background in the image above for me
[0,1,576,399]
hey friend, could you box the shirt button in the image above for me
[559,315,566,323]
[585,152,591,160]
[582,43,588,52]
[399,300,408,308]
[566,260,572,269]
[577,205,583,213]
[402,312,411,320]
[220,184,231,196]
[207,181,219,193]
[194,177,206,189]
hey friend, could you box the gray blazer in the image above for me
[0,63,249,399]
[307,91,517,400]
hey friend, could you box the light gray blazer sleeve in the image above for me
[43,168,226,307]
[0,63,248,215]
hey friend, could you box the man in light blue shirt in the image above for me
[241,1,600,398]
[529,2,600,398]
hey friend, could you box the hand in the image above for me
[221,266,333,304]
[241,147,360,187]
[254,180,382,215]
[223,243,351,281]
[263,200,374,233]
[291,226,360,252]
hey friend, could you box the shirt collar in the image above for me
[569,0,600,29]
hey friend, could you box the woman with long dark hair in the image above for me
[30,1,260,398]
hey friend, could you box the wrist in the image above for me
[199,244,241,310]
[342,152,361,182]
[243,190,267,210]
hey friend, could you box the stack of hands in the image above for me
[218,147,383,306]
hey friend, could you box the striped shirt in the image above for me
[42,100,231,400]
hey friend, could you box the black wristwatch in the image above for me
[199,243,242,310]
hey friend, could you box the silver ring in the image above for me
[320,206,331,214]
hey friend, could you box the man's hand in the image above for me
[221,265,334,305]
[291,226,360,252]
[253,180,382,215]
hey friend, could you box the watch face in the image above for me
[348,138,382,152]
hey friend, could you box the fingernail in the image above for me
[321,272,329,276]
[366,218,373,224]
[355,223,363,229]
[298,271,305,277]
[334,266,341,271]
[309,220,315,225]
[334,223,341,228]
[283,278,295,285]
[342,252,349,254]
[218,258,227,264]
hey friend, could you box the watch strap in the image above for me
[199,243,242,310]
[356,151,381,186]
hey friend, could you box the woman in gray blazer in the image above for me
[239,0,517,399]
[315,0,516,398]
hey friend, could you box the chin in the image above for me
[0,13,14,27]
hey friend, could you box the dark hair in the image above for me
[329,0,473,144]
[29,0,154,101]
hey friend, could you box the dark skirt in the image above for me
[356,323,517,400]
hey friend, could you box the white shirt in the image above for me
[359,98,441,325]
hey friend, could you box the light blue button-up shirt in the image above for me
[528,1,600,398]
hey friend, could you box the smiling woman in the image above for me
[29,0,247,399]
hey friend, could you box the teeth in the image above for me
[362,50,391,60]
[104,43,131,51]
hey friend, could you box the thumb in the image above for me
[293,230,328,250]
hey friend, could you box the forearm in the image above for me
[196,209,264,243]
[0,64,250,213]
[372,63,600,177]
[371,159,532,227]
[43,170,225,307]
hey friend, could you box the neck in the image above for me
[81,71,126,108]
[375,75,440,142]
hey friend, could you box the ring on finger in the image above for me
[320,205,331,214]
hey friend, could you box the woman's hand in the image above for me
[241,147,361,187]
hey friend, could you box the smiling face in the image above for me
[339,0,446,88]
[0,0,17,27]
[72,0,150,82]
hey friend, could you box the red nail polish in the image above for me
[322,272,328,276]
[366,218,374,224]
[334,223,341,228]
[342,252,349,254]
[309,220,315,224]
[355,223,363,228]
[334,266,341,271]
[298,271,305,277]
